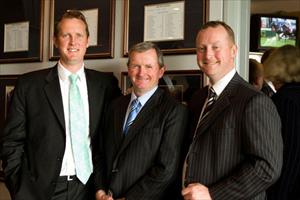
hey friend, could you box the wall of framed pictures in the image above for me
[1,1,297,80]
[0,0,254,80]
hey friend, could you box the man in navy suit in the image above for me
[95,42,188,200]
[182,21,283,200]
[0,10,120,200]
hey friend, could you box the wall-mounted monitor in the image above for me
[250,14,299,52]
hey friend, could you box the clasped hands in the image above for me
[96,190,125,200]
[182,183,212,200]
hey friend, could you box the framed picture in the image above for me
[0,0,44,63]
[123,0,208,56]
[49,0,115,60]
[0,75,19,181]
[121,70,203,104]
[0,75,18,133]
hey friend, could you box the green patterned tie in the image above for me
[69,74,92,184]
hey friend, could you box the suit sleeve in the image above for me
[93,74,122,192]
[125,104,188,200]
[209,94,283,199]
[0,78,27,194]
[93,103,112,192]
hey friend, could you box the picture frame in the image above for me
[0,75,18,134]
[0,0,44,63]
[121,70,203,104]
[123,0,208,56]
[49,0,115,60]
[0,75,19,181]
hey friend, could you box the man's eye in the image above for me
[197,47,205,52]
[213,46,220,50]
[129,65,139,68]
[61,34,69,38]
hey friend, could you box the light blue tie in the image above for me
[123,98,141,134]
[69,74,92,184]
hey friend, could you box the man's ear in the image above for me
[159,65,166,78]
[86,37,90,48]
[53,37,58,48]
[231,44,238,58]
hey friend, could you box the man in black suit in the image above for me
[182,21,283,200]
[0,10,120,200]
[94,42,188,200]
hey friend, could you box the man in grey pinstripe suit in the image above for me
[182,21,283,200]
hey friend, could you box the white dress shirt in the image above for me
[123,86,158,130]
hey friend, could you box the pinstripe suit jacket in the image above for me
[94,88,188,200]
[186,73,283,200]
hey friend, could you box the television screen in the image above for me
[260,16,297,47]
[250,14,299,52]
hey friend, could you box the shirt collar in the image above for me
[57,61,85,82]
[211,68,236,97]
[130,86,158,107]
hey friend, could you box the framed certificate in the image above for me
[49,0,115,60]
[123,0,208,56]
[0,0,44,63]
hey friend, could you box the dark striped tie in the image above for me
[201,87,217,120]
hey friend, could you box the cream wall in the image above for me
[0,0,251,84]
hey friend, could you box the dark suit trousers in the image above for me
[51,176,94,200]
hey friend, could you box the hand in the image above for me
[181,183,212,200]
[95,190,113,200]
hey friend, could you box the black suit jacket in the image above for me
[0,66,121,200]
[267,82,300,199]
[186,73,283,200]
[94,88,188,200]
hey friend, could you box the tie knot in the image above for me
[208,87,217,100]
[131,98,141,110]
[69,74,79,84]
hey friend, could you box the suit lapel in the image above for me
[44,66,65,130]
[196,94,230,137]
[113,95,130,147]
[86,70,98,138]
[85,69,107,138]
[195,73,240,138]
[116,89,162,156]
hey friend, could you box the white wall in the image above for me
[0,0,250,84]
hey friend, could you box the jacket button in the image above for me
[112,169,119,173]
